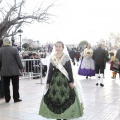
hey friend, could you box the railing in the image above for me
[20,58,45,84]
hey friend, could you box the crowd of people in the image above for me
[22,52,47,78]
[77,42,120,87]
[1,37,120,120]
[67,42,120,87]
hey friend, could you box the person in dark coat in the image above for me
[102,44,109,78]
[69,48,76,65]
[0,39,4,98]
[116,47,120,79]
[93,43,110,87]
[75,48,80,66]
[0,37,23,103]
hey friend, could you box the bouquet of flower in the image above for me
[87,52,90,54]
[86,52,91,58]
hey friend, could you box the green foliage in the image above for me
[79,40,88,46]
[22,43,29,50]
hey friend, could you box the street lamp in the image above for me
[37,40,39,51]
[17,29,23,51]
[11,33,15,46]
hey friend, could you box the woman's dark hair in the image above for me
[55,41,64,48]
[0,39,3,47]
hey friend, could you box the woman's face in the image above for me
[87,44,91,48]
[55,43,64,53]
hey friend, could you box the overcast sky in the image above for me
[6,0,120,45]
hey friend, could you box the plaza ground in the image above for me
[0,63,120,120]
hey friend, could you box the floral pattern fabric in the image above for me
[44,71,75,114]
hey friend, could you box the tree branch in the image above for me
[0,0,55,38]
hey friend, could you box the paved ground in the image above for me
[0,63,120,120]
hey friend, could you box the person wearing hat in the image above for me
[0,37,23,103]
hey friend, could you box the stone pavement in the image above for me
[0,63,120,120]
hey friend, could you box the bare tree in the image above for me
[0,0,55,38]
[109,32,120,45]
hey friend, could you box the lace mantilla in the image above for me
[50,54,70,67]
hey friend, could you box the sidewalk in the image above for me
[0,63,120,120]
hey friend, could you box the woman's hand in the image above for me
[46,84,49,89]
[69,83,74,89]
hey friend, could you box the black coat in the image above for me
[116,49,120,61]
[93,47,109,62]
[69,50,75,59]
[0,46,23,76]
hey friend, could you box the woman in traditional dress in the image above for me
[110,45,118,79]
[78,43,95,79]
[39,41,84,120]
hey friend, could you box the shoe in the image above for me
[111,76,116,79]
[5,97,11,103]
[0,96,4,98]
[14,99,22,103]
[86,76,88,79]
[96,83,98,86]
[98,76,100,79]
[111,77,115,79]
[42,74,46,77]
[100,83,104,87]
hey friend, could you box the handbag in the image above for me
[113,58,119,70]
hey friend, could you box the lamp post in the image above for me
[17,29,23,51]
[37,40,39,51]
[11,33,15,46]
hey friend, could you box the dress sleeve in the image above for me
[64,60,74,83]
[46,62,54,84]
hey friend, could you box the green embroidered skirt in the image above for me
[39,71,84,119]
